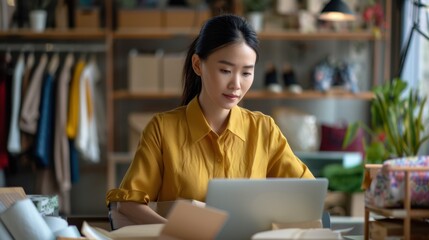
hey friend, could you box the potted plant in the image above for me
[243,0,272,32]
[29,0,52,32]
[342,78,428,188]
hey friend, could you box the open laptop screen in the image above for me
[205,178,328,240]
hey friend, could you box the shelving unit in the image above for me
[105,1,392,190]
[0,1,392,194]
[364,164,429,240]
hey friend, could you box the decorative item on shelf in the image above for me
[313,57,359,93]
[28,0,53,32]
[263,62,282,93]
[318,0,356,21]
[243,0,272,32]
[362,0,385,37]
[272,107,320,152]
[282,63,302,94]
[312,57,336,92]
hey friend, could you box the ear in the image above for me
[191,54,202,76]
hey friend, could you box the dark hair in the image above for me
[181,14,259,105]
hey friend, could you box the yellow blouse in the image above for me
[106,97,314,206]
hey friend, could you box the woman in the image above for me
[106,14,314,228]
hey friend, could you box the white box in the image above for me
[128,53,162,93]
[162,53,185,94]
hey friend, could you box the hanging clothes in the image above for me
[7,52,25,154]
[0,53,13,169]
[54,52,74,214]
[66,57,86,139]
[34,53,59,168]
[75,56,100,162]
[67,56,86,183]
[20,52,35,154]
[92,55,106,148]
[20,53,49,134]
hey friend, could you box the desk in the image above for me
[331,216,365,236]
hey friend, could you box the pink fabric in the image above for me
[366,156,429,208]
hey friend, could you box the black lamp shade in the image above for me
[319,0,356,21]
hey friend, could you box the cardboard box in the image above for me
[161,53,185,93]
[118,9,163,28]
[128,53,162,93]
[370,218,429,240]
[75,8,100,29]
[128,113,156,152]
[164,8,210,28]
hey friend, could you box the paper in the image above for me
[84,200,228,240]
[0,222,13,240]
[0,198,54,240]
[54,225,81,238]
[252,228,343,240]
[43,216,69,233]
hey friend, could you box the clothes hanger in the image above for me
[47,51,60,76]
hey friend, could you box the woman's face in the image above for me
[193,42,257,111]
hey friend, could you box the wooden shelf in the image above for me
[367,205,429,218]
[0,29,107,40]
[113,90,374,100]
[112,28,383,41]
[258,31,383,41]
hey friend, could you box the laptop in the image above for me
[205,178,329,240]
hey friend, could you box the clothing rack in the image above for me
[0,43,106,52]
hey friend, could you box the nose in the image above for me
[228,74,241,90]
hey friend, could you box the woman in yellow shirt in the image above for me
[106,14,314,228]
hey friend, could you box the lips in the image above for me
[223,93,240,99]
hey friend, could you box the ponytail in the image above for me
[181,36,201,106]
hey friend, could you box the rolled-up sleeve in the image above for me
[106,115,164,206]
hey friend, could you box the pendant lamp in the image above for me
[319,0,355,21]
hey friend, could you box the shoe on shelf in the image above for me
[282,63,302,94]
[264,62,282,93]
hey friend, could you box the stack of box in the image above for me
[118,8,211,29]
[128,51,185,94]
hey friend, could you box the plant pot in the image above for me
[247,12,264,32]
[29,10,47,32]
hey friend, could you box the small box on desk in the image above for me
[118,9,163,28]
[75,8,100,29]
[164,8,211,28]
[128,53,162,93]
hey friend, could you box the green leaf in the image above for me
[342,122,360,149]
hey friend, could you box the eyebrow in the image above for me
[218,60,254,69]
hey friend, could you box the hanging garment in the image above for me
[20,52,35,153]
[91,54,107,147]
[0,53,13,169]
[34,53,59,168]
[20,53,48,134]
[75,57,99,162]
[7,52,25,154]
[54,52,74,214]
[66,57,86,139]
